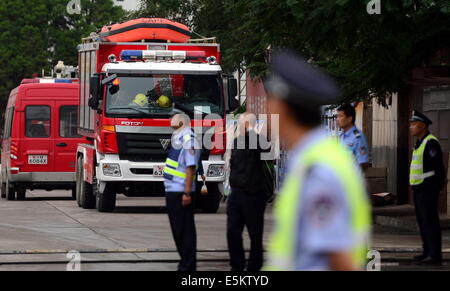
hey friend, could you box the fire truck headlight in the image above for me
[103,163,122,177]
[207,165,224,177]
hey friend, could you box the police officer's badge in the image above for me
[360,147,367,156]
[429,148,437,158]
[310,196,336,225]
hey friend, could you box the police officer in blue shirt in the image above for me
[164,110,201,271]
[336,104,370,171]
[264,51,371,271]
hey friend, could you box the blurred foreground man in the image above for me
[164,112,201,271]
[409,110,446,265]
[264,51,371,271]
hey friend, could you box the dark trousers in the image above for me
[413,186,442,260]
[166,192,197,271]
[227,188,267,271]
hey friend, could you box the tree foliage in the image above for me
[0,0,125,122]
[136,0,450,103]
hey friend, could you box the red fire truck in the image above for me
[75,20,238,213]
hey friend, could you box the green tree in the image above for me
[135,0,450,103]
[199,0,450,103]
[133,0,239,72]
[0,0,125,125]
[131,0,198,27]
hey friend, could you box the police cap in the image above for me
[410,110,432,126]
[265,50,340,108]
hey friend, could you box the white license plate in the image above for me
[28,155,48,165]
[153,165,165,177]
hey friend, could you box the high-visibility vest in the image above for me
[410,134,439,186]
[164,132,197,181]
[265,137,371,271]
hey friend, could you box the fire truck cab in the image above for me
[76,39,239,213]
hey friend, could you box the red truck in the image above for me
[1,78,83,200]
[75,21,239,213]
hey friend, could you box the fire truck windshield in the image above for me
[105,74,224,118]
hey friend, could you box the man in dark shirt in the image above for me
[409,110,446,265]
[227,112,271,271]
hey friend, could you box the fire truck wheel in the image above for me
[6,179,15,201]
[16,187,26,201]
[1,183,6,199]
[77,157,95,209]
[75,157,83,207]
[199,183,222,213]
[96,183,116,213]
[71,187,76,200]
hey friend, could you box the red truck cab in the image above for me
[75,37,239,213]
[1,79,85,200]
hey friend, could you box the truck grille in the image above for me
[116,133,172,162]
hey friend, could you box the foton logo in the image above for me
[160,139,171,151]
[121,122,144,126]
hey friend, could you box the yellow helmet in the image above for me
[157,95,172,108]
[133,94,148,107]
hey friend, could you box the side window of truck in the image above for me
[60,105,82,138]
[25,106,51,138]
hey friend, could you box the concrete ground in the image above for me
[0,190,449,271]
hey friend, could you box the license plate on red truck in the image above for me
[28,155,48,165]
[153,165,164,177]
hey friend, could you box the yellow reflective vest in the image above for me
[410,134,439,186]
[265,136,371,271]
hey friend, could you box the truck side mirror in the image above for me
[88,75,101,110]
[227,78,240,112]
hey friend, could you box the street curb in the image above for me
[375,247,450,253]
[374,215,419,232]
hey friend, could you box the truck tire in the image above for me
[96,183,117,213]
[6,179,15,201]
[16,187,26,201]
[71,186,76,201]
[1,182,6,199]
[75,157,83,207]
[76,156,95,209]
[197,183,222,213]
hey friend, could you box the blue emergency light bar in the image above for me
[21,79,73,84]
[38,79,73,84]
[120,50,201,62]
[120,50,144,61]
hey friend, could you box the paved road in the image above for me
[0,190,449,271]
[0,190,271,271]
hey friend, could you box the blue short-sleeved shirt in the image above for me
[339,125,369,165]
[164,127,201,193]
[285,129,364,271]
